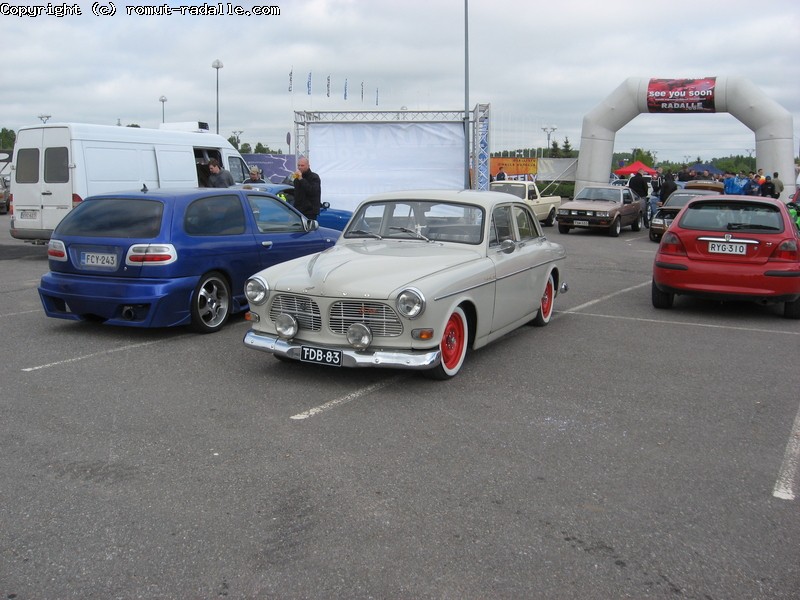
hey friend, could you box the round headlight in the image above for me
[346,323,372,350]
[396,288,425,319]
[244,276,269,305]
[275,313,298,339]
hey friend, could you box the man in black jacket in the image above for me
[293,157,321,220]
[628,170,649,227]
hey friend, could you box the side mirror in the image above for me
[304,218,319,232]
[321,201,330,211]
[500,239,516,254]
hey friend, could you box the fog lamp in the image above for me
[346,323,372,349]
[275,313,298,339]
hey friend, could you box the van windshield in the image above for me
[56,198,163,238]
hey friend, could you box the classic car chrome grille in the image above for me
[270,294,322,331]
[329,301,403,337]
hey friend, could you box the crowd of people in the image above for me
[669,166,786,200]
[622,165,793,230]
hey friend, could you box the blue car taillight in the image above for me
[125,243,178,266]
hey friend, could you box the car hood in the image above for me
[561,199,620,210]
[261,241,483,299]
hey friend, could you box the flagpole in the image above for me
[463,0,470,189]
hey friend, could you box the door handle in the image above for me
[261,241,273,248]
[42,191,53,196]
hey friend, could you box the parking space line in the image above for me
[290,376,405,420]
[565,281,651,312]
[21,340,164,372]
[0,309,42,318]
[557,310,800,336]
[773,403,800,501]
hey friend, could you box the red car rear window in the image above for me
[680,202,784,233]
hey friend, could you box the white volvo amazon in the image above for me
[243,190,568,379]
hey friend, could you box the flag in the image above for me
[375,88,379,106]
[326,75,330,98]
[288,69,293,92]
[307,72,312,95]
[344,78,348,100]
[361,81,364,101]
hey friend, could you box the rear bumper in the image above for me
[243,329,441,370]
[38,271,200,327]
[10,219,52,242]
[654,259,800,303]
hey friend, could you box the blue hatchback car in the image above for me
[38,187,340,332]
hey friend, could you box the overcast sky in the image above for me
[3,0,799,164]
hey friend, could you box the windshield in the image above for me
[344,200,485,244]
[575,188,619,202]
[55,198,164,238]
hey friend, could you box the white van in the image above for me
[10,123,250,242]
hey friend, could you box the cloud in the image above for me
[2,0,799,162]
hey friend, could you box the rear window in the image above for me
[56,198,163,238]
[490,182,526,200]
[679,201,784,233]
[15,148,40,183]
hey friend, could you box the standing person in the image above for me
[658,172,678,209]
[772,172,784,200]
[760,175,777,199]
[208,158,234,188]
[495,166,507,181]
[628,169,649,226]
[292,156,322,220]
[246,166,265,184]
[650,167,664,226]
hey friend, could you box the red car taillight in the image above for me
[769,239,799,261]
[659,232,687,256]
[72,194,83,209]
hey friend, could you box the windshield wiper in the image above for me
[348,229,382,239]
[389,226,430,241]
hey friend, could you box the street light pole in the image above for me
[212,59,223,134]
[541,125,557,157]
[159,95,167,123]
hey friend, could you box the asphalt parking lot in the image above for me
[1,212,799,599]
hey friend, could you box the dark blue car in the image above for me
[236,182,353,231]
[38,188,340,332]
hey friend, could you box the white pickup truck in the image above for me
[489,180,561,226]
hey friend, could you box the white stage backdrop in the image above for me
[308,122,465,213]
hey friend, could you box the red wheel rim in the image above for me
[441,312,465,370]
[541,277,554,319]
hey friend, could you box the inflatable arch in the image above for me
[575,76,796,198]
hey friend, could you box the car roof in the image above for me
[578,184,623,191]
[361,189,520,208]
[86,187,278,204]
[685,194,785,207]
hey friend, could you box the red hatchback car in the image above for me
[652,195,800,318]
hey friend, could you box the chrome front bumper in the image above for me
[243,329,442,370]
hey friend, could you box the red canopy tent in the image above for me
[614,161,656,176]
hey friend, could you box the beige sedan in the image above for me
[243,189,568,379]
